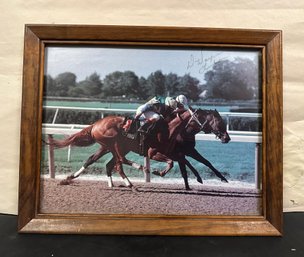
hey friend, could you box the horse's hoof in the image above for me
[119,184,133,188]
[131,186,139,192]
[59,179,70,185]
[221,178,229,183]
[59,175,75,185]
[152,170,161,176]
[185,187,192,191]
[152,170,165,177]
[197,177,203,184]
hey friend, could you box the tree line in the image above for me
[44,58,260,102]
[44,70,201,101]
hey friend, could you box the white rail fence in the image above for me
[44,105,262,131]
[42,106,262,188]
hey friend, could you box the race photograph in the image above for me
[39,45,263,216]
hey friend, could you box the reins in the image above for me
[186,109,208,131]
[186,109,224,138]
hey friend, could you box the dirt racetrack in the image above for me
[39,178,262,216]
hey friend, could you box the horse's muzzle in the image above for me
[221,132,231,144]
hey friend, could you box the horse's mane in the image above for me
[168,109,189,127]
[201,109,220,116]
[167,110,192,140]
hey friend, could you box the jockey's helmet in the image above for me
[176,95,188,106]
[165,97,177,109]
[148,96,161,105]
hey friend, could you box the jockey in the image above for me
[123,96,185,134]
[135,96,177,133]
[175,94,188,110]
[135,97,162,121]
[131,96,186,155]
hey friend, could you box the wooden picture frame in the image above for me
[18,25,282,236]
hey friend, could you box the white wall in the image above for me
[0,0,303,214]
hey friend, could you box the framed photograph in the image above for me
[18,25,282,236]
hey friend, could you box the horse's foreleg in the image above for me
[122,157,144,172]
[115,160,132,187]
[187,148,228,183]
[112,144,133,188]
[122,157,150,181]
[106,157,115,187]
[184,158,203,184]
[106,157,134,188]
[178,161,191,190]
[149,149,174,177]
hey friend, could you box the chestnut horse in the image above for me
[48,108,230,190]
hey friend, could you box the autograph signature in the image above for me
[187,52,227,74]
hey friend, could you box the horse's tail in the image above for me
[47,125,95,148]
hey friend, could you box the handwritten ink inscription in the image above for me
[187,52,226,74]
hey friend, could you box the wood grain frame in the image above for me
[18,25,282,236]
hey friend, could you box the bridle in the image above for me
[186,109,226,140]
[186,109,208,131]
[212,129,226,140]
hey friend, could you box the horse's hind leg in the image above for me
[60,146,109,185]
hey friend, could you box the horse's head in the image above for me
[194,109,231,144]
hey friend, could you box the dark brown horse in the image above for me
[48,108,230,189]
[152,109,230,189]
